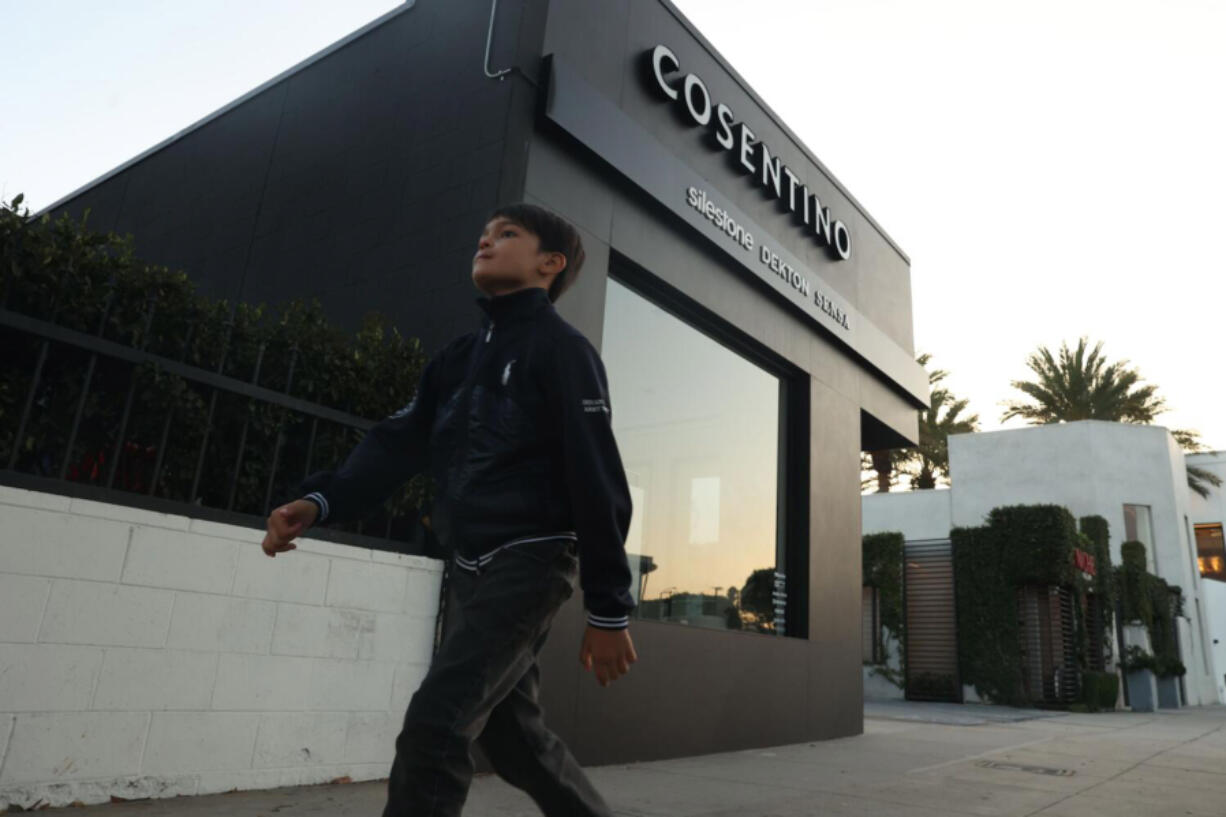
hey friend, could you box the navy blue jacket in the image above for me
[300,286,635,629]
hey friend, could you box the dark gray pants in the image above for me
[382,538,613,817]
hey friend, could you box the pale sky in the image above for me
[4,1,1224,448]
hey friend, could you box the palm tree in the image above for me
[1002,338,1164,424]
[864,354,978,492]
[862,449,903,493]
[1173,428,1223,499]
[909,355,980,489]
[1003,338,1221,498]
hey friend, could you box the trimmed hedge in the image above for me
[954,505,1118,707]
[986,504,1080,586]
[1112,541,1185,679]
[862,531,904,649]
[1118,541,1152,624]
[1080,671,1120,711]
[953,523,1026,706]
[0,194,430,526]
[1079,515,1115,635]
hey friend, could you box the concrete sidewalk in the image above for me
[28,702,1226,816]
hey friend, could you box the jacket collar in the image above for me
[476,286,552,324]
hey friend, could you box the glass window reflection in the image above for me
[602,278,782,634]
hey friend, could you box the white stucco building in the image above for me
[863,420,1222,706]
[1185,451,1226,703]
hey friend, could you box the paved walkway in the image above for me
[35,702,1226,816]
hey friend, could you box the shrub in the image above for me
[955,506,1118,707]
[1121,645,1159,674]
[987,504,1079,586]
[1080,671,1119,711]
[1113,540,1183,680]
[953,524,1026,706]
[908,672,957,701]
[0,194,430,531]
[1079,515,1115,636]
[862,531,904,656]
[1116,541,1154,626]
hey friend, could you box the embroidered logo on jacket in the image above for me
[389,396,416,420]
[582,398,610,414]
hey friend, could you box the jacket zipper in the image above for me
[455,321,496,547]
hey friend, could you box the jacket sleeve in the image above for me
[299,350,442,526]
[550,333,636,630]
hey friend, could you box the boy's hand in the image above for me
[261,500,318,557]
[579,625,638,687]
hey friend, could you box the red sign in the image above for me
[1073,548,1096,576]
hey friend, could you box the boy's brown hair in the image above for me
[488,203,585,302]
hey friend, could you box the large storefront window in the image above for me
[601,278,783,634]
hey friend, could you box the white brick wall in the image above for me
[0,486,442,811]
[402,568,443,619]
[343,712,402,764]
[165,593,276,654]
[1,712,150,784]
[39,580,175,647]
[210,654,396,712]
[0,575,50,642]
[121,528,239,594]
[0,506,130,581]
[142,712,260,775]
[252,712,349,768]
[326,559,409,612]
[232,545,331,604]
[92,649,219,710]
[0,644,104,711]
[271,602,375,660]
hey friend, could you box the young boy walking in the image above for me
[261,203,638,816]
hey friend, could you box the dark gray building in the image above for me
[46,0,926,765]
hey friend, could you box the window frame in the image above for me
[1194,522,1226,582]
[1123,503,1157,574]
[605,254,810,639]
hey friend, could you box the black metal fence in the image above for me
[0,307,428,555]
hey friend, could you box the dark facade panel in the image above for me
[45,0,540,356]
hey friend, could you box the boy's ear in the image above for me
[539,251,568,276]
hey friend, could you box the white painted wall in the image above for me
[949,422,1179,565]
[1184,451,1226,704]
[946,421,1217,705]
[859,422,1221,705]
[1185,451,1226,523]
[1201,580,1226,704]
[862,489,952,542]
[0,486,443,811]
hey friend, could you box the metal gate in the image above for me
[1018,585,1079,705]
[862,585,881,665]
[904,539,960,702]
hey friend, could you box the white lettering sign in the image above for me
[649,45,852,262]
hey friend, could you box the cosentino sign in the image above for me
[644,45,852,262]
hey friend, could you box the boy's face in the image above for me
[471,217,566,297]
